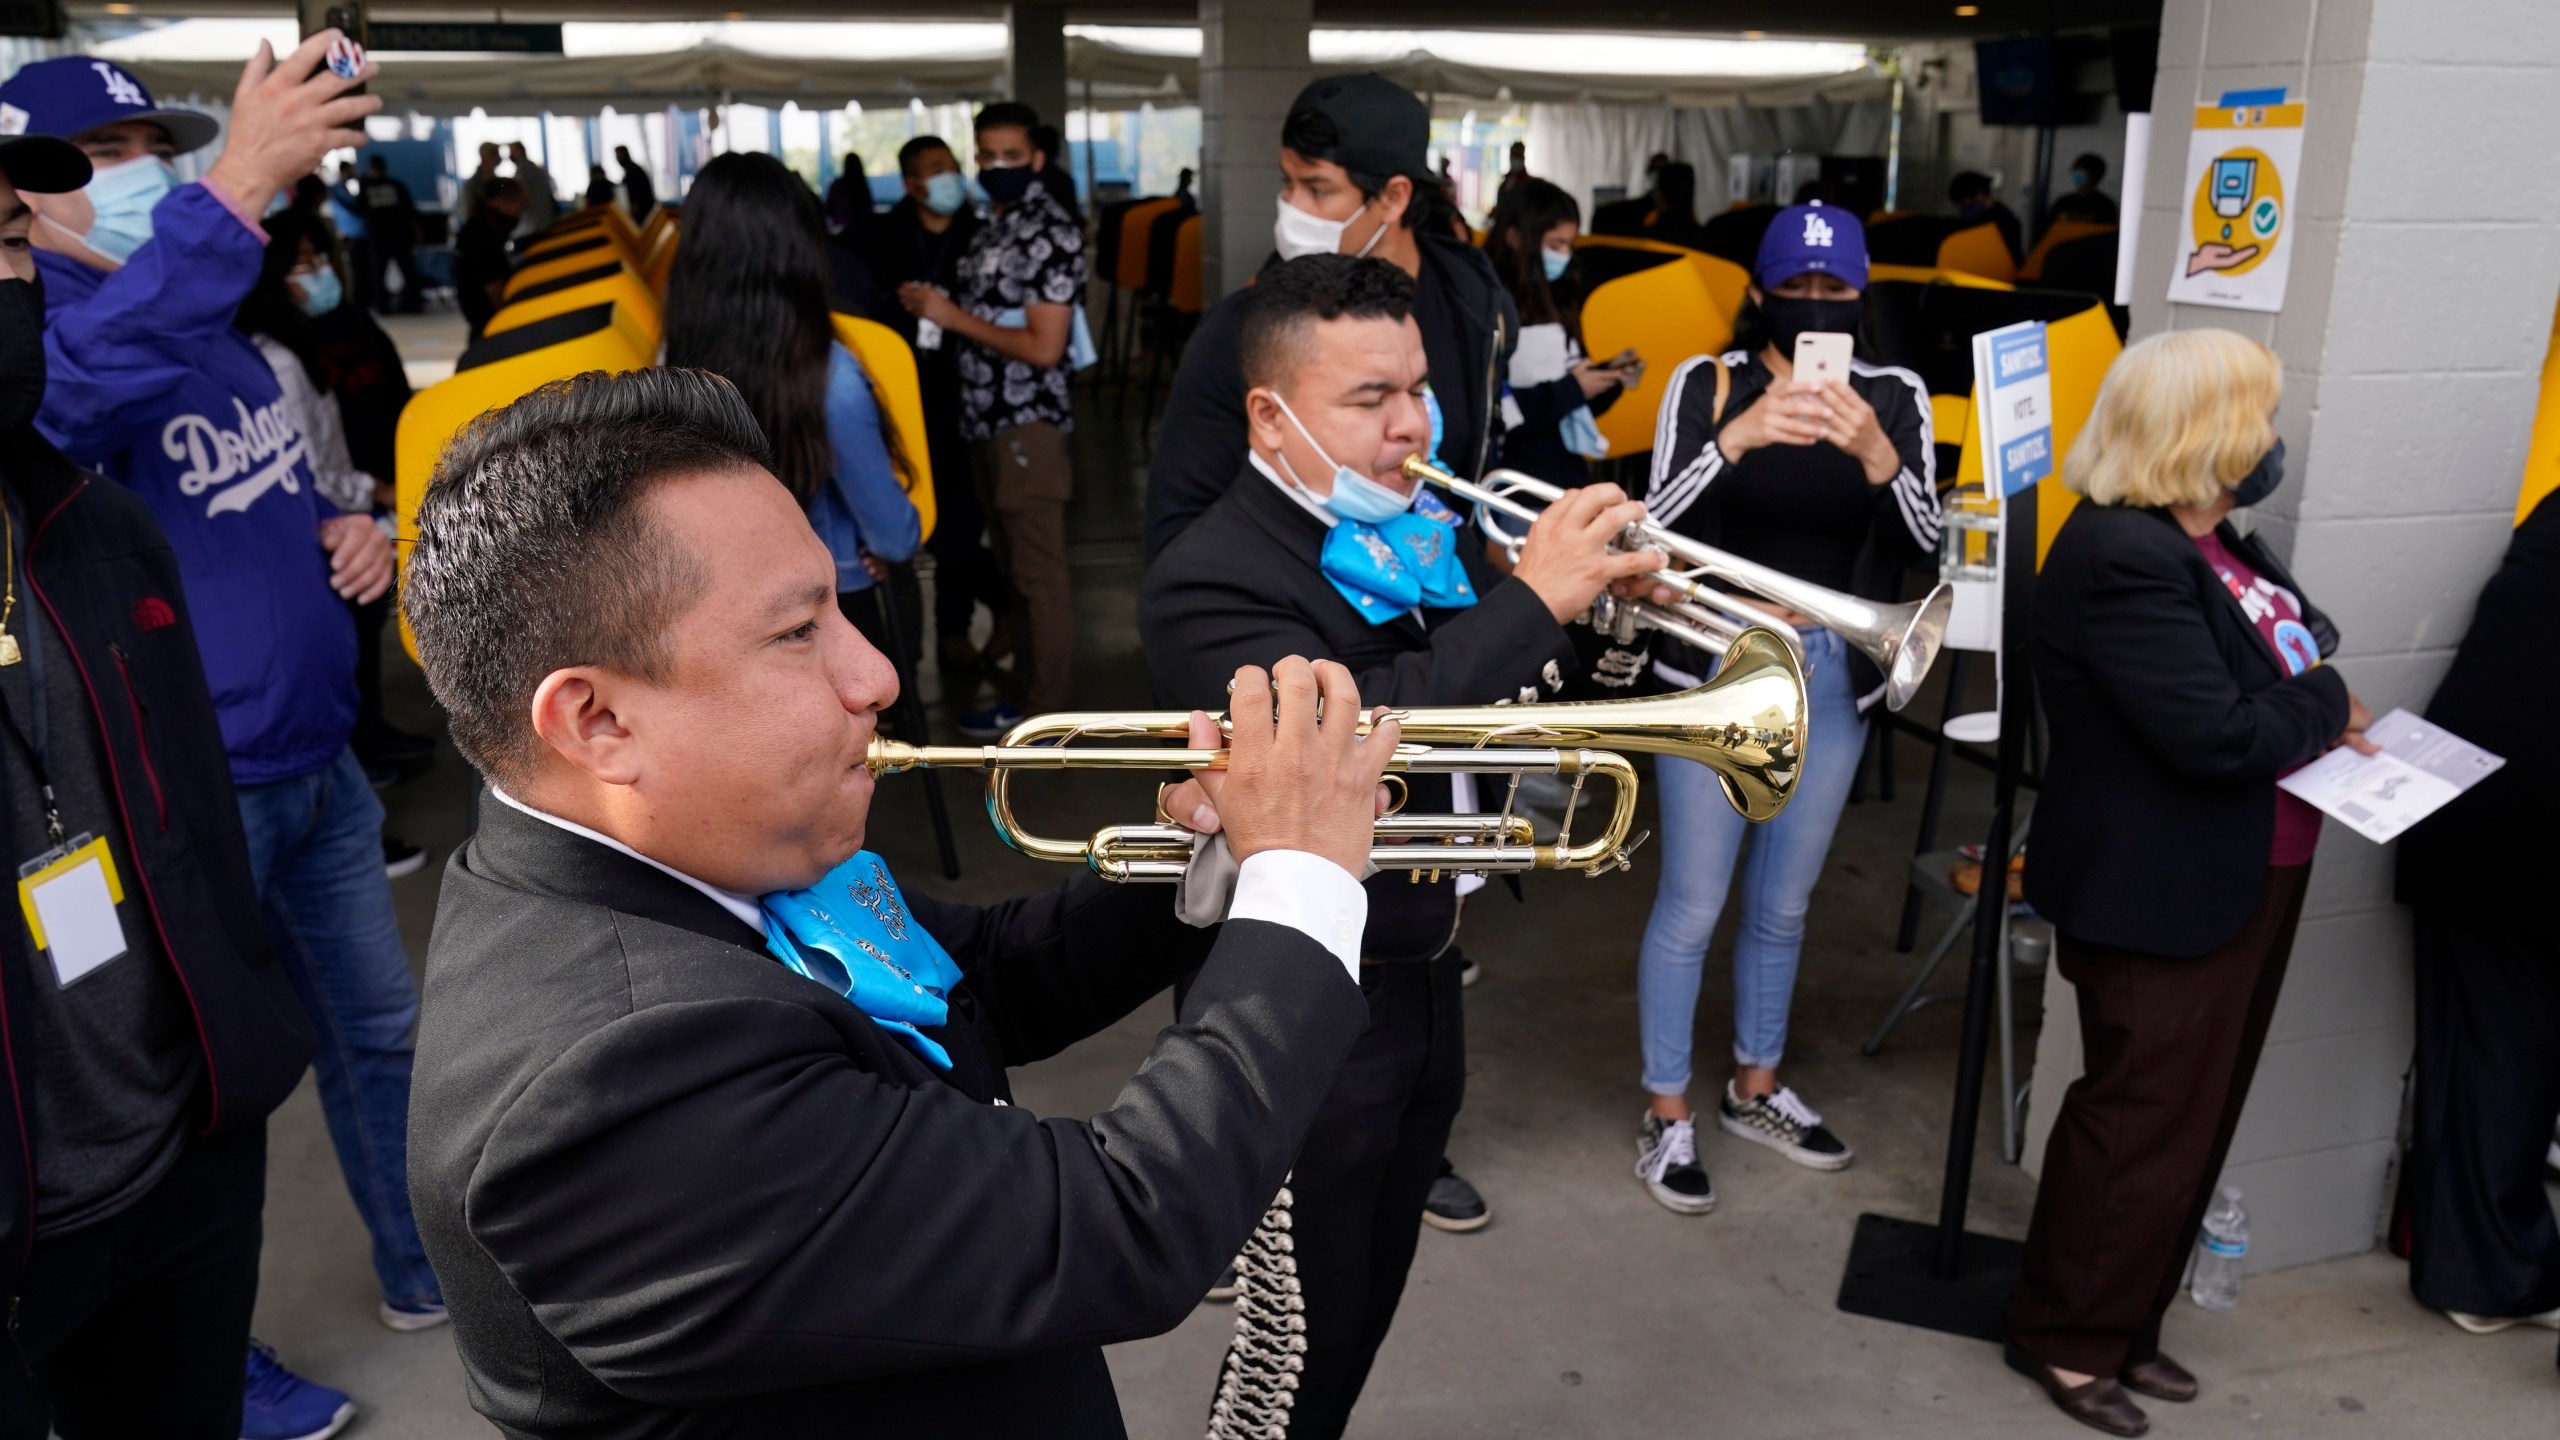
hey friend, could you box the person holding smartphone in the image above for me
[1624,202,1940,1216]
[1481,177,1639,490]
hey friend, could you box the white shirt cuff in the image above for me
[1227,849,1368,983]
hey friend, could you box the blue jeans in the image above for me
[1637,628,1867,1093]
[235,748,436,1306]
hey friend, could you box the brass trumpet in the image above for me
[1401,455,1953,712]
[867,628,1809,883]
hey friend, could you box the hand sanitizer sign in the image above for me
[2168,90,2306,313]
[1976,321,2054,499]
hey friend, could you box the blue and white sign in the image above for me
[1974,321,2054,498]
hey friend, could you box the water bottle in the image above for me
[2190,1185,2248,1311]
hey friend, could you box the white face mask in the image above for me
[1273,193,1385,262]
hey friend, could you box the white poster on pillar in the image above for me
[2165,93,2305,314]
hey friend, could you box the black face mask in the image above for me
[1759,292,1864,358]
[978,165,1036,206]
[0,276,45,433]
[2230,437,2286,508]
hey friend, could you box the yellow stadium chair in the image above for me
[1576,240,1754,458]
[1938,301,2121,569]
[1936,222,2020,284]
[644,229,680,296]
[1114,198,1180,294]
[1170,213,1205,318]
[485,268,664,357]
[393,305,655,662]
[504,244,630,302]
[1868,262,2015,291]
[519,227,637,272]
[2018,219,2116,282]
[830,313,939,544]
[2516,296,2560,525]
[639,207,676,255]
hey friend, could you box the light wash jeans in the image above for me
[1637,628,1868,1094]
[235,747,438,1306]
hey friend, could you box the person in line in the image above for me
[1589,151,1672,237]
[453,174,524,342]
[862,134,1010,678]
[824,149,871,235]
[1141,69,1516,1231]
[665,152,920,669]
[457,140,501,226]
[1631,203,1939,1214]
[2006,329,2375,1436]
[507,139,559,234]
[2045,152,2119,226]
[356,154,420,314]
[1481,177,1637,490]
[897,101,1085,735]
[583,161,614,211]
[1174,165,1197,208]
[403,365,1394,1437]
[1949,169,2025,263]
[7,41,449,1350]
[330,157,369,304]
[2396,489,2560,1338]
[614,142,656,220]
[1495,138,1530,198]
[0,124,354,1440]
[1143,255,1662,1440]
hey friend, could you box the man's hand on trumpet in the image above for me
[1154,658,1401,881]
[1510,482,1668,625]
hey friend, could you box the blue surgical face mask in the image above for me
[1268,391,1418,525]
[292,264,343,317]
[1541,248,1570,283]
[921,170,968,216]
[74,154,179,264]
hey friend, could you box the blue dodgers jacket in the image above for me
[35,182,354,786]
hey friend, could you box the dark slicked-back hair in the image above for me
[896,135,953,176]
[402,368,772,787]
[1236,254,1417,392]
[974,100,1040,138]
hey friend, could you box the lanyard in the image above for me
[0,497,61,849]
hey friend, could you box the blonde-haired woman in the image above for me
[2004,329,2375,1436]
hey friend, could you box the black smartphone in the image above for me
[316,4,368,98]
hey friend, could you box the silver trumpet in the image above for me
[1401,455,1954,712]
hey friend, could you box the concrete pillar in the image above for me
[1006,4,1070,135]
[1199,0,1312,299]
[2025,0,2560,1273]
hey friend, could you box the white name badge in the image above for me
[18,834,129,987]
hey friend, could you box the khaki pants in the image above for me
[969,421,1075,714]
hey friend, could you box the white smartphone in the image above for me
[1792,330,1853,387]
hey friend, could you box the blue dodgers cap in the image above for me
[0,56,220,156]
[1754,200,1869,291]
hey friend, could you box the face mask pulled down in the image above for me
[1266,390,1415,524]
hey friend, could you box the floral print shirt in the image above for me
[953,184,1086,441]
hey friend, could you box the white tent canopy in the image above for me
[94,18,1880,114]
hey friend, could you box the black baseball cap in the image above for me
[1286,73,1429,180]
[0,134,92,194]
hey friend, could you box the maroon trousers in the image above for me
[2007,864,2311,1376]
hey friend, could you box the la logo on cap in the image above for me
[92,62,146,109]
[1803,212,1834,248]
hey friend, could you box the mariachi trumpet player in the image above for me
[1139,253,1665,1440]
[399,368,1405,1439]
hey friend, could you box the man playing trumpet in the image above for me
[400,368,1402,1439]
[1140,254,1663,1440]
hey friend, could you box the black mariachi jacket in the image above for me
[0,428,314,1289]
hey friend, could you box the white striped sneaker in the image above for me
[1716,1083,1853,1171]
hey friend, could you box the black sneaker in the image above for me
[1716,1082,1853,1171]
[1636,1112,1715,1214]
[1204,1264,1239,1303]
[1421,1159,1490,1232]
[383,837,427,880]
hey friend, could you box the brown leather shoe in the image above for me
[2120,1353,2198,1403]
[2004,1342,2151,1436]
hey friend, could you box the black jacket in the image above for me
[409,795,1367,1438]
[2397,489,2560,941]
[0,428,314,1289]
[1140,466,1578,961]
[1142,233,1520,564]
[2026,503,2349,956]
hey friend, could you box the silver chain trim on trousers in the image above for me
[1205,1180,1305,1440]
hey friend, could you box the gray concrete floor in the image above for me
[262,316,2560,1436]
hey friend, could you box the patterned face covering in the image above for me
[760,851,966,1070]
[1317,487,1477,625]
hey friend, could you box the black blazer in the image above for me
[2026,503,2349,957]
[1140,466,1578,961]
[409,796,1367,1439]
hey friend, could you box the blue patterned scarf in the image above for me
[1319,489,1478,625]
[760,851,965,1070]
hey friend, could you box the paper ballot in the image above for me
[2276,708,2505,844]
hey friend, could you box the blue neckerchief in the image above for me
[1319,504,1477,625]
[760,851,964,1070]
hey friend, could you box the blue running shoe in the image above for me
[378,1295,449,1332]
[241,1341,355,1440]
[956,701,1025,740]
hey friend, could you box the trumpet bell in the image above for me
[1877,582,1956,714]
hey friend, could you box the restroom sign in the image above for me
[2167,91,2306,313]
